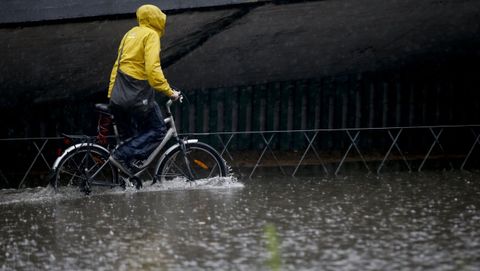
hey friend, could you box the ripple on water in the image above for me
[0,172,480,270]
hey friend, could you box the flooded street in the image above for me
[1,172,480,270]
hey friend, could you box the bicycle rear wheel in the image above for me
[156,142,228,182]
[53,145,118,192]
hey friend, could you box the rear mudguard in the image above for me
[51,143,110,171]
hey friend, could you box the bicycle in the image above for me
[50,94,229,195]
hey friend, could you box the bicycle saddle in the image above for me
[95,103,110,113]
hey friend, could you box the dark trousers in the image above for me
[111,102,167,162]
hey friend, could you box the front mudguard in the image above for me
[153,139,198,174]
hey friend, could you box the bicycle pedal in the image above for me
[132,160,145,168]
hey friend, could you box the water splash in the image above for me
[152,176,244,191]
[0,176,243,205]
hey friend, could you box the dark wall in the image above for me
[0,0,479,138]
[0,0,268,23]
[165,0,480,90]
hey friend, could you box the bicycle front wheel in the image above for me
[156,142,228,182]
[53,145,118,192]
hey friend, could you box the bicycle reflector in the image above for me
[193,159,209,170]
[63,137,71,145]
[97,114,112,146]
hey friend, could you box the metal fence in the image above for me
[188,125,480,177]
[1,124,480,188]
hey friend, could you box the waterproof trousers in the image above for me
[110,101,167,163]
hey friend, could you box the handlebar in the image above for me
[166,91,183,110]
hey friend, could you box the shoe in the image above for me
[109,154,136,176]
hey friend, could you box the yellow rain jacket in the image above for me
[108,4,174,98]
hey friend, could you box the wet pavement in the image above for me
[1,172,480,270]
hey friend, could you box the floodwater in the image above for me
[1,172,480,270]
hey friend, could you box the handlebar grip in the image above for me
[166,90,182,106]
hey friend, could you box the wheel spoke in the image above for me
[58,168,88,184]
[167,152,190,179]
[62,153,89,186]
[54,146,116,192]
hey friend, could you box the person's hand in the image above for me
[170,90,181,101]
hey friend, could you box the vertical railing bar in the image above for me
[307,134,329,175]
[431,128,454,170]
[18,139,48,189]
[347,130,371,173]
[418,128,443,172]
[377,129,399,174]
[249,133,275,179]
[206,134,235,179]
[334,130,357,176]
[460,129,480,170]
[264,135,288,177]
[33,142,52,170]
[390,129,411,172]
[292,131,318,177]
[377,129,409,173]
[217,134,235,161]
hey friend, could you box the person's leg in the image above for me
[110,105,135,142]
[117,102,167,161]
[110,105,138,164]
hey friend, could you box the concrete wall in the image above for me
[166,0,480,90]
[1,0,479,108]
[0,7,248,107]
[0,0,268,23]
[0,0,480,138]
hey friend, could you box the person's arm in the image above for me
[107,63,118,98]
[144,32,174,97]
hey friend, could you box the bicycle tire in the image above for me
[155,142,228,182]
[52,144,118,192]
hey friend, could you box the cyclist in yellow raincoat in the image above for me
[108,4,179,175]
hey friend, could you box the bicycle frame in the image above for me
[133,100,193,177]
[91,99,194,179]
[52,97,200,189]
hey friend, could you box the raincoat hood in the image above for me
[136,4,166,37]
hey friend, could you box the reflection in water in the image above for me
[0,172,480,270]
